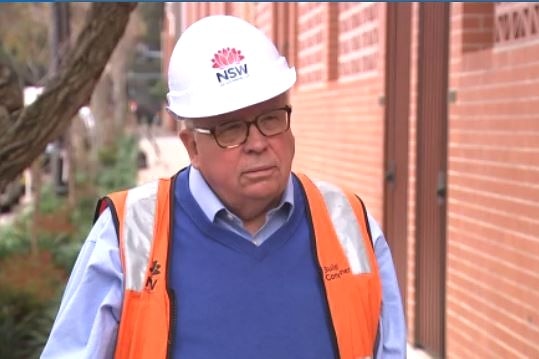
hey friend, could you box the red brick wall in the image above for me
[447,3,539,357]
[292,3,386,220]
[253,2,274,40]
[179,2,252,28]
[227,3,254,23]
[295,2,325,85]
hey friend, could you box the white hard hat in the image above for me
[167,15,296,119]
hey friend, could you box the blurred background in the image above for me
[0,2,538,358]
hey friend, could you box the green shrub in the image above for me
[0,290,52,359]
[37,184,64,214]
[0,132,139,356]
[0,210,33,259]
[97,135,138,194]
[0,252,65,359]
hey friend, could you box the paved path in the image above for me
[408,345,432,358]
[137,133,190,184]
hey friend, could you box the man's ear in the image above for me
[179,129,200,168]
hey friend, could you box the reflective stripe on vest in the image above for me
[312,179,371,274]
[122,180,158,291]
[99,173,381,359]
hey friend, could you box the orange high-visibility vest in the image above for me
[96,173,382,359]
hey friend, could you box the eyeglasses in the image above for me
[191,105,292,149]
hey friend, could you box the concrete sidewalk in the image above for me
[137,133,190,184]
[408,344,432,358]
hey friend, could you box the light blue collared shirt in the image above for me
[42,167,406,358]
[189,166,294,246]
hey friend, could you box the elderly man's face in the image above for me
[180,93,294,215]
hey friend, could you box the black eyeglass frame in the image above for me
[191,105,292,149]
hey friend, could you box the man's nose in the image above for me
[243,122,268,152]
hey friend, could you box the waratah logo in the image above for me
[211,47,244,69]
[211,47,248,84]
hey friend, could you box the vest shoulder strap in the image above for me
[105,178,173,359]
[94,190,128,242]
[96,180,169,291]
[295,172,382,359]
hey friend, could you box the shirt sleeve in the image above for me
[368,213,407,358]
[41,208,123,359]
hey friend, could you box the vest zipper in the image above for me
[166,288,177,358]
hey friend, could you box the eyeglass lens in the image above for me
[214,108,289,147]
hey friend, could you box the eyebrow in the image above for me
[194,105,289,128]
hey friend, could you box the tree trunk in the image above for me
[91,72,114,149]
[0,2,138,192]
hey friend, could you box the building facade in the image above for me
[163,2,539,357]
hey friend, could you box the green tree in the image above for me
[0,2,138,192]
[0,3,50,85]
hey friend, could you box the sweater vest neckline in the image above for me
[174,168,306,261]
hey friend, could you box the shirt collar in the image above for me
[188,166,294,223]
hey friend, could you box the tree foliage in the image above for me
[0,2,138,192]
[138,3,164,50]
[0,3,50,84]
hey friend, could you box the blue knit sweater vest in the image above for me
[168,170,338,358]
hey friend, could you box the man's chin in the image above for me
[243,182,283,201]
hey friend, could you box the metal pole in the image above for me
[50,2,70,195]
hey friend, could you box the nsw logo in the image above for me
[145,260,161,291]
[211,47,248,84]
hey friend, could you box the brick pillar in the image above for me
[324,3,339,82]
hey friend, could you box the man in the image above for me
[42,15,405,358]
